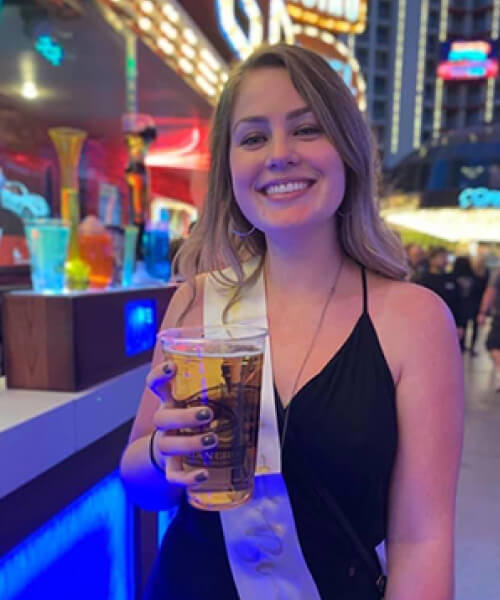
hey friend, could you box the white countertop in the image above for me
[0,364,149,499]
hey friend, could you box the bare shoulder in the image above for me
[365,272,459,384]
[160,274,206,329]
[369,272,457,336]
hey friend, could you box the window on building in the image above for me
[374,76,387,94]
[428,9,439,29]
[426,58,437,78]
[376,25,389,45]
[467,84,483,104]
[425,82,434,98]
[495,106,500,122]
[473,13,487,31]
[375,50,388,69]
[374,101,386,119]
[378,0,391,19]
[465,109,481,126]
[449,13,464,33]
[356,47,368,68]
[427,35,438,55]
[445,109,458,129]
[424,108,433,124]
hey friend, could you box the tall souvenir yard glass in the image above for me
[25,219,70,293]
[48,127,89,289]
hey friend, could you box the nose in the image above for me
[265,133,299,170]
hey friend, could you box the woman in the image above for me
[120,44,464,600]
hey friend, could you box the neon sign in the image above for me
[293,26,367,111]
[437,40,499,80]
[286,0,367,34]
[459,187,500,209]
[34,35,64,66]
[216,0,294,59]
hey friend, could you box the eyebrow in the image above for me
[232,106,313,134]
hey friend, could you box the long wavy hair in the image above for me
[174,43,408,322]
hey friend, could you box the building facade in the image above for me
[348,0,500,168]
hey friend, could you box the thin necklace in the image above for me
[272,256,345,452]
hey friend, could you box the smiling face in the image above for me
[229,68,346,236]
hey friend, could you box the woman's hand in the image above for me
[146,360,218,487]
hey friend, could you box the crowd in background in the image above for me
[405,243,500,391]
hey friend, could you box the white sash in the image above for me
[204,258,322,600]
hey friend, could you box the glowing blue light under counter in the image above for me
[0,473,134,600]
[125,299,156,356]
[158,507,178,548]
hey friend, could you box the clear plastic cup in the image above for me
[24,219,70,293]
[158,325,267,511]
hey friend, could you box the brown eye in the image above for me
[295,125,322,136]
[240,133,267,147]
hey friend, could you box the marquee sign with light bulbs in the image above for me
[98,0,366,110]
[286,0,367,34]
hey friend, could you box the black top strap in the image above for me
[361,266,368,314]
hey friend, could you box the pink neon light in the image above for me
[437,59,499,80]
[145,127,209,170]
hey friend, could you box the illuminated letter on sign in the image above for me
[216,0,293,57]
[459,187,500,209]
[269,0,295,44]
[216,0,263,59]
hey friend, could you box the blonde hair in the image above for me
[175,43,408,321]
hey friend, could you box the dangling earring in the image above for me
[232,224,256,237]
[337,206,352,217]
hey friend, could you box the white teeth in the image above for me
[265,181,310,195]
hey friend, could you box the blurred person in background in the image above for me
[469,255,490,355]
[477,267,500,392]
[453,256,487,356]
[405,243,428,281]
[415,247,463,342]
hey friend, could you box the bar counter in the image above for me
[0,365,164,600]
[0,283,178,600]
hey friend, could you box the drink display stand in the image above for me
[2,283,177,391]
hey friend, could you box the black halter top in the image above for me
[145,266,398,600]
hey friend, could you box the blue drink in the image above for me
[25,219,70,293]
[144,207,171,281]
[144,229,171,280]
[122,225,138,287]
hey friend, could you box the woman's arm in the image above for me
[119,279,202,511]
[385,286,464,600]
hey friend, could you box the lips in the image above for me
[257,178,316,197]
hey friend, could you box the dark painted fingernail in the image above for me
[201,433,217,447]
[163,364,173,376]
[195,472,208,482]
[196,408,212,421]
